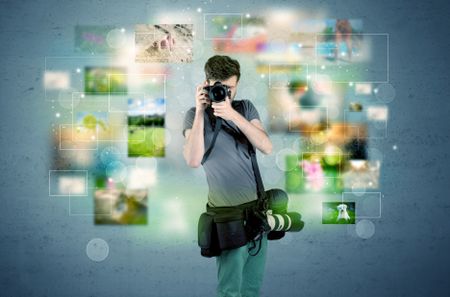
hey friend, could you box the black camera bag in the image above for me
[198,211,221,257]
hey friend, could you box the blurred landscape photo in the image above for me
[127,98,165,157]
[94,187,148,225]
[84,66,127,94]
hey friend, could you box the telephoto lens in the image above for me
[266,210,304,232]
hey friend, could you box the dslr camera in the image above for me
[203,81,231,102]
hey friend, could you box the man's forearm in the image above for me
[183,110,205,167]
[231,112,272,155]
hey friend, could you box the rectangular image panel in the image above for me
[211,15,267,53]
[204,13,243,40]
[94,187,148,225]
[322,201,356,224]
[342,160,381,190]
[49,170,88,196]
[285,153,344,194]
[44,71,70,90]
[127,98,166,157]
[314,33,389,83]
[84,66,127,95]
[75,25,116,53]
[59,124,98,151]
[342,192,382,219]
[135,24,193,63]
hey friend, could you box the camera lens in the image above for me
[203,82,230,102]
[211,86,226,102]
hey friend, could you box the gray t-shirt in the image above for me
[183,99,261,207]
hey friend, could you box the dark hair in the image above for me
[204,55,241,82]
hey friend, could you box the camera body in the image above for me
[203,81,231,102]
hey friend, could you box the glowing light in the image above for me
[164,199,188,233]
[324,145,342,166]
[76,68,81,73]
[393,145,397,150]
[245,13,251,18]
[197,7,202,13]
[55,112,60,118]
[223,25,228,30]
[120,28,125,33]
[267,9,297,27]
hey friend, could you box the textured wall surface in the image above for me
[1,0,450,296]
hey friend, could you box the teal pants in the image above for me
[216,234,268,297]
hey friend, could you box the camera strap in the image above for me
[201,106,222,165]
[247,142,268,208]
[246,141,269,256]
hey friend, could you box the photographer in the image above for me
[183,55,273,297]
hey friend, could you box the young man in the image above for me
[182,55,273,297]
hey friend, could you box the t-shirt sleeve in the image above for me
[244,100,260,121]
[182,107,196,137]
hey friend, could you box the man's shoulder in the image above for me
[233,99,249,104]
[233,99,254,117]
[185,106,197,116]
[232,99,249,109]
[236,99,255,108]
[187,106,196,112]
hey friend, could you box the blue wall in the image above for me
[1,0,450,296]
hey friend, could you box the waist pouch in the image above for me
[213,210,247,250]
[197,200,258,258]
[198,211,221,258]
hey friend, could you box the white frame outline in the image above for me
[313,33,390,84]
[268,63,309,90]
[342,191,382,219]
[68,186,118,217]
[48,170,88,196]
[343,109,388,139]
[59,124,99,151]
[44,56,122,102]
[300,150,347,179]
[287,105,329,133]
[203,13,244,40]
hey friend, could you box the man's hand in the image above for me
[195,81,211,112]
[211,97,238,121]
